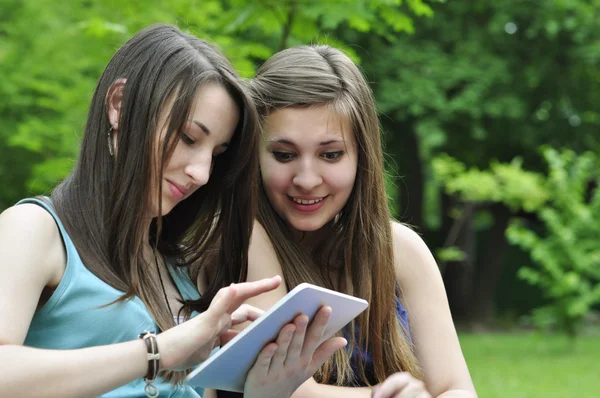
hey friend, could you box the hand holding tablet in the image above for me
[185,283,369,392]
[243,305,347,398]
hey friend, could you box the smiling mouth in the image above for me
[288,196,325,205]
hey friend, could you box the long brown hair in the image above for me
[51,24,259,382]
[250,45,421,386]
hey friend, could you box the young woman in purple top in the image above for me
[232,45,478,398]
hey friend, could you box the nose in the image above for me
[184,154,212,188]
[292,160,322,191]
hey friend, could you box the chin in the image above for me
[152,201,176,217]
[160,208,173,216]
[288,218,327,232]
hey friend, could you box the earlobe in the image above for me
[106,78,127,131]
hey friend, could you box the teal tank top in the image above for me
[19,198,205,398]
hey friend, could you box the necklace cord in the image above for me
[153,247,174,319]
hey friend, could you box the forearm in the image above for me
[0,341,147,398]
[292,378,372,398]
[436,389,478,398]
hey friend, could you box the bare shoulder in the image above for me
[248,220,284,278]
[250,219,270,245]
[390,221,441,288]
[0,203,65,286]
[0,203,66,345]
[390,220,476,395]
[0,203,62,247]
[245,220,288,308]
[391,221,429,253]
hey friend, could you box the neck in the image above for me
[290,221,334,251]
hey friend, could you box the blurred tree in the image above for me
[0,0,125,207]
[352,0,600,324]
[3,0,600,328]
[0,0,433,210]
[430,154,550,326]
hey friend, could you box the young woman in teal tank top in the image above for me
[0,24,347,398]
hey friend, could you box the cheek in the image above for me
[165,144,186,169]
[260,159,290,196]
[327,161,357,194]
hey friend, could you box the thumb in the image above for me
[219,329,241,346]
[308,337,347,373]
[206,284,236,320]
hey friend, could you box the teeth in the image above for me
[292,197,323,205]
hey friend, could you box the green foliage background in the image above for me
[1,0,599,336]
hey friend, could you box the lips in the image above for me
[287,195,327,212]
[291,197,324,205]
[166,180,188,200]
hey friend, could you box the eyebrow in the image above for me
[268,138,345,146]
[193,120,211,136]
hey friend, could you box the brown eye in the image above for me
[321,151,344,161]
[272,151,295,162]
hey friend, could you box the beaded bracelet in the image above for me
[139,331,160,398]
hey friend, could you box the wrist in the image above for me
[154,329,176,370]
[139,331,161,397]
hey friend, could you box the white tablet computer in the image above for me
[185,283,368,392]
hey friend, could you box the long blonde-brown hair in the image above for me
[250,45,422,386]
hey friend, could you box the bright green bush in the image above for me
[506,148,600,337]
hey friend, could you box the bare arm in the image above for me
[244,222,373,398]
[0,342,149,398]
[437,391,478,398]
[292,384,371,398]
[0,204,150,398]
[0,205,284,398]
[392,222,477,398]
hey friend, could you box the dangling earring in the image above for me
[107,126,114,156]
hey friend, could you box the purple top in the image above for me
[341,296,410,387]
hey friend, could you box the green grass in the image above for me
[459,332,600,397]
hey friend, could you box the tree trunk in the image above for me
[467,203,511,326]
[382,118,424,230]
[442,203,476,323]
